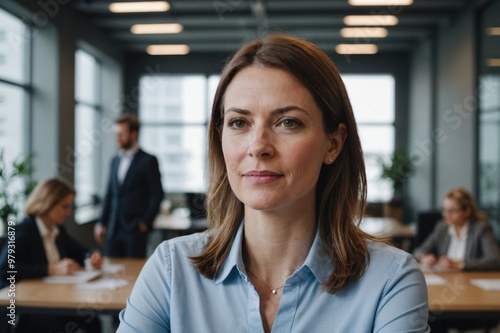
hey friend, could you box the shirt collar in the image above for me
[448,221,469,239]
[214,221,332,285]
[119,143,140,158]
[215,221,245,285]
[35,216,60,239]
[302,227,332,284]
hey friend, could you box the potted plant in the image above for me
[376,147,414,222]
[0,150,36,235]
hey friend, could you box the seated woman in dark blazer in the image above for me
[0,177,102,333]
[413,187,500,271]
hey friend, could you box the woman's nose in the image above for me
[247,127,274,158]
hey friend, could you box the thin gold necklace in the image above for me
[247,269,284,295]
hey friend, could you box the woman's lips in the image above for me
[244,171,283,184]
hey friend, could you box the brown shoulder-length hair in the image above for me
[25,178,75,217]
[191,34,377,294]
[445,187,488,222]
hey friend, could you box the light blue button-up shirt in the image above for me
[118,222,430,332]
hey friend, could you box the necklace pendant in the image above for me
[272,289,277,294]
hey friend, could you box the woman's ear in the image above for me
[324,123,347,165]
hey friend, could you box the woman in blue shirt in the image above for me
[118,35,430,333]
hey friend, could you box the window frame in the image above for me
[74,48,102,222]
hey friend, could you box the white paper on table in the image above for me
[76,278,129,290]
[470,279,500,291]
[424,274,447,285]
[420,264,460,273]
[102,263,125,274]
[43,270,102,284]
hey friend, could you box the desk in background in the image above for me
[425,270,500,323]
[360,217,415,252]
[153,212,208,240]
[0,258,145,316]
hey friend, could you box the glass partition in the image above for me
[478,0,500,238]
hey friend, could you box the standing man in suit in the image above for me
[94,113,163,258]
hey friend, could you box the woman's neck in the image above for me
[453,221,467,237]
[242,208,316,283]
[39,215,54,229]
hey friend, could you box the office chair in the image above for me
[415,210,442,248]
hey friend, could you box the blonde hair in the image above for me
[191,35,377,294]
[25,178,75,216]
[445,187,488,222]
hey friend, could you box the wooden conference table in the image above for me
[0,258,146,316]
[1,253,499,325]
[425,270,500,321]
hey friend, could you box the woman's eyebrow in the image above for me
[224,105,310,117]
[224,107,250,115]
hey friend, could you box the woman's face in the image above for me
[221,66,344,214]
[45,194,74,226]
[442,197,469,226]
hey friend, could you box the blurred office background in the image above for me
[0,0,499,247]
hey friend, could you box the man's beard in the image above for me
[120,138,133,150]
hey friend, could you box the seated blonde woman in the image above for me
[0,177,102,333]
[413,187,500,271]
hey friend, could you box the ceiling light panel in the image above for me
[487,58,500,67]
[109,1,170,13]
[147,44,190,55]
[335,44,379,54]
[348,0,413,5]
[131,24,183,34]
[344,15,399,26]
[486,27,500,36]
[340,27,388,38]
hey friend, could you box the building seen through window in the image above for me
[0,7,31,228]
[342,75,395,202]
[139,75,218,193]
[0,7,29,169]
[74,49,101,220]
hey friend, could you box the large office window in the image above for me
[74,49,100,219]
[343,75,396,202]
[139,75,218,193]
[0,8,31,227]
[0,7,30,168]
[139,74,395,201]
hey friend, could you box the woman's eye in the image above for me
[228,119,246,128]
[280,118,301,128]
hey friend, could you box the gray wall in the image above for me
[407,39,435,218]
[408,6,477,219]
[434,10,476,202]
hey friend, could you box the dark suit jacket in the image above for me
[0,216,89,288]
[413,220,500,271]
[100,149,163,236]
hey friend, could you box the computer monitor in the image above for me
[186,192,207,219]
